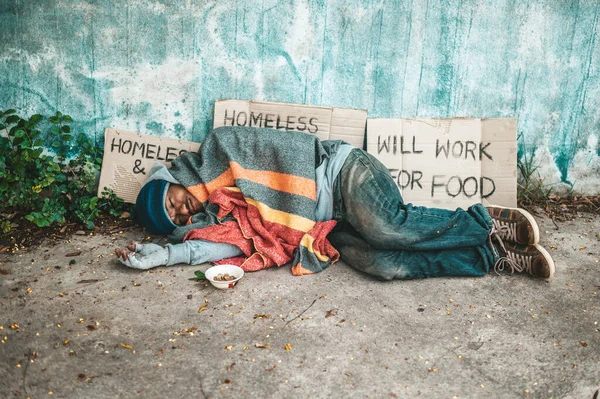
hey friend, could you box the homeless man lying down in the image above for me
[115,126,556,280]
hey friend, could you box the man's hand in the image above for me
[114,243,169,270]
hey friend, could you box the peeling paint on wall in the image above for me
[0,0,599,194]
[93,57,202,136]
[569,134,600,195]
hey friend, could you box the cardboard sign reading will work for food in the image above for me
[97,128,200,203]
[367,119,517,210]
[213,100,367,148]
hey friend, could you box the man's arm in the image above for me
[168,240,244,265]
[115,240,244,270]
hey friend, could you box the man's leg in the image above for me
[339,149,494,251]
[329,230,496,280]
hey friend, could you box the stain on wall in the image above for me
[0,0,599,194]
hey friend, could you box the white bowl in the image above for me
[205,265,244,289]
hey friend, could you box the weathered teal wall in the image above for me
[1,0,599,194]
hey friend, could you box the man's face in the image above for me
[165,184,203,225]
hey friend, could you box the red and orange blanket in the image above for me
[169,126,339,275]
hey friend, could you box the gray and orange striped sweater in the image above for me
[169,126,342,276]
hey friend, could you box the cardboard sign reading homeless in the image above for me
[97,128,201,204]
[367,118,517,210]
[213,100,367,148]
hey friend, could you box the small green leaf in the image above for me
[4,109,16,115]
[5,115,20,124]
[55,173,67,183]
[29,114,43,123]
[61,125,70,133]
[62,115,73,123]
[189,270,206,281]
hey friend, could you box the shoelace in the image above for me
[489,226,526,275]
[493,257,523,275]
[492,219,517,242]
[505,250,533,274]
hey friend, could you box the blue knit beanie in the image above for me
[135,179,177,235]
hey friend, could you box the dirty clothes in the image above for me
[329,149,497,280]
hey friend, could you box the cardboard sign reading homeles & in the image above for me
[213,99,367,148]
[97,128,200,203]
[367,118,517,210]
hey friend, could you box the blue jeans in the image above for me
[329,149,498,280]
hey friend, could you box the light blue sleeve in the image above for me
[166,240,244,265]
[315,143,354,221]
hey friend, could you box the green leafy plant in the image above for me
[99,188,127,217]
[0,218,12,234]
[516,132,558,207]
[517,152,555,207]
[0,109,129,231]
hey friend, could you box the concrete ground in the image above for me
[0,209,598,399]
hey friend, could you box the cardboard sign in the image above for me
[366,118,517,209]
[213,100,367,148]
[97,128,201,203]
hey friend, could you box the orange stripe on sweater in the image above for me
[186,185,209,203]
[245,198,316,233]
[186,168,235,202]
[291,263,314,276]
[230,161,316,200]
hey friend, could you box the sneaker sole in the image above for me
[533,243,556,279]
[487,205,540,245]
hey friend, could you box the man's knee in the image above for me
[330,231,404,281]
[338,249,401,281]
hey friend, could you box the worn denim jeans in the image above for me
[329,149,498,280]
